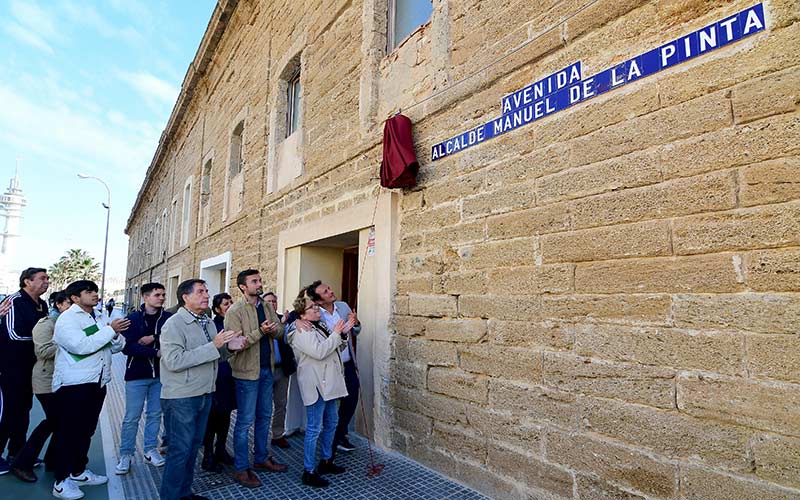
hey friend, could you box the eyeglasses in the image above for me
[305,304,320,311]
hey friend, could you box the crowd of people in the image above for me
[0,267,362,499]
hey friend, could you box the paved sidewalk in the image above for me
[105,354,489,500]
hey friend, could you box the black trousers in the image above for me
[333,360,359,447]
[202,409,231,457]
[51,382,106,481]
[13,392,57,470]
[0,343,36,457]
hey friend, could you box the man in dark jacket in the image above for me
[115,283,171,474]
[263,292,297,449]
[0,267,49,475]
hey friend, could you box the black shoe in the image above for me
[201,454,221,473]
[317,459,346,475]
[11,466,37,483]
[301,470,329,488]
[336,437,355,452]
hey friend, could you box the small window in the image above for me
[389,0,433,49]
[180,179,192,246]
[286,69,302,137]
[230,121,244,176]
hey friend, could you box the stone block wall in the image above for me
[126,0,799,498]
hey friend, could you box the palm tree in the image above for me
[48,249,101,292]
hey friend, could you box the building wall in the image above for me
[126,0,800,498]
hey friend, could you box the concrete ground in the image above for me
[3,354,488,499]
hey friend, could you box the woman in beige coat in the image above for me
[10,291,71,482]
[286,295,354,488]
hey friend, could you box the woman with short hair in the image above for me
[286,295,353,488]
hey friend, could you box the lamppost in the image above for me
[77,174,110,310]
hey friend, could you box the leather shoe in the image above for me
[271,437,290,449]
[232,469,261,488]
[11,466,37,483]
[301,470,329,488]
[317,459,346,475]
[253,457,287,473]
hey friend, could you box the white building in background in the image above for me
[0,165,26,295]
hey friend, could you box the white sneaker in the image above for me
[52,478,84,499]
[144,449,165,467]
[115,455,132,474]
[70,468,108,486]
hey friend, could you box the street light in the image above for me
[78,174,110,312]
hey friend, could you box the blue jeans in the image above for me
[120,378,162,456]
[234,367,273,471]
[304,394,339,472]
[160,395,212,500]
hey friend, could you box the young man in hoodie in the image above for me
[51,280,128,500]
[115,283,171,474]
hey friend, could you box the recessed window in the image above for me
[389,0,433,49]
[230,121,244,176]
[180,178,192,246]
[286,69,302,137]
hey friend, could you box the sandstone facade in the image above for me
[126,1,800,498]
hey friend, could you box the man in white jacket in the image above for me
[50,280,128,500]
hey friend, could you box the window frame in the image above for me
[388,0,433,50]
[286,68,302,138]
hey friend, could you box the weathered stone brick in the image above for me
[458,294,541,321]
[397,251,443,275]
[740,157,800,207]
[466,406,544,453]
[392,385,468,425]
[536,148,662,206]
[424,169,485,206]
[487,264,574,294]
[672,202,800,255]
[431,422,487,463]
[543,353,675,409]
[679,465,800,500]
[751,433,800,489]
[744,248,800,292]
[393,295,410,316]
[541,294,671,325]
[569,170,737,230]
[574,324,744,375]
[488,320,574,350]
[441,270,488,295]
[394,337,457,367]
[401,191,424,211]
[677,373,800,437]
[674,293,800,334]
[540,220,671,263]
[396,275,436,294]
[485,203,570,239]
[462,181,536,219]
[393,407,432,437]
[392,360,427,388]
[459,344,542,383]
[425,318,487,343]
[732,68,800,124]
[424,220,487,247]
[403,203,461,232]
[487,445,574,499]
[489,380,580,429]
[746,334,800,384]
[392,315,426,337]
[661,113,800,180]
[458,238,536,270]
[546,431,677,497]
[427,367,488,403]
[575,474,645,500]
[581,397,752,470]
[408,293,457,317]
[567,91,732,170]
[575,254,742,294]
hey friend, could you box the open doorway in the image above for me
[200,251,232,298]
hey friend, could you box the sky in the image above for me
[0,0,216,288]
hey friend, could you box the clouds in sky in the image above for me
[119,71,180,106]
[2,0,60,54]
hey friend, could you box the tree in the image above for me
[48,249,101,292]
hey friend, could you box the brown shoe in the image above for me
[253,457,288,473]
[231,469,261,488]
[11,466,37,483]
[271,437,290,449]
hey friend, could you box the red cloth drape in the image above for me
[380,114,419,189]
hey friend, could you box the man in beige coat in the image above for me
[224,269,287,488]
